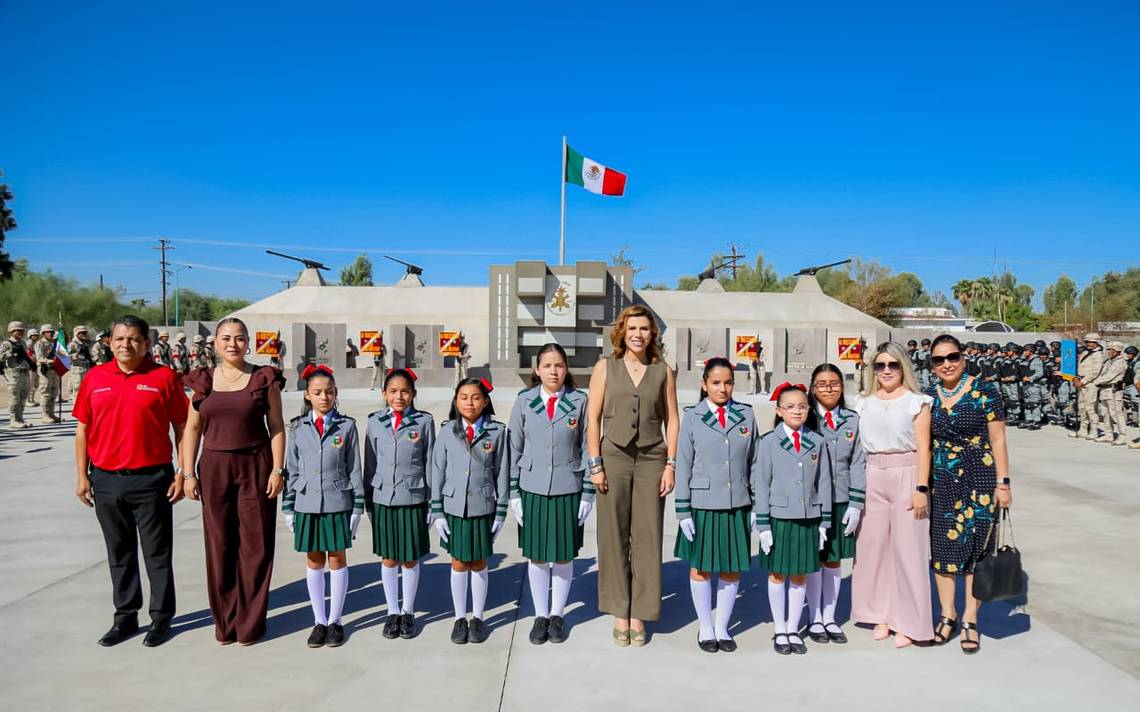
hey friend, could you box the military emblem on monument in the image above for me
[547,281,573,317]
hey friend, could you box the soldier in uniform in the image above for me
[94,331,114,365]
[1020,344,1045,430]
[203,333,217,368]
[189,335,210,370]
[1072,333,1107,440]
[1,321,34,428]
[25,327,41,406]
[750,341,766,395]
[152,331,174,368]
[1091,342,1128,445]
[369,340,387,390]
[1054,351,1077,429]
[34,323,62,423]
[172,332,190,375]
[997,343,1021,425]
[978,343,996,384]
[916,338,932,390]
[67,325,95,400]
[454,335,470,387]
[1122,345,1138,429]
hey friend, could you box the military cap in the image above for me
[40,323,55,333]
[1084,332,1101,342]
[7,321,24,333]
[193,335,205,343]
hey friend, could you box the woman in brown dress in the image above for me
[586,305,679,646]
[181,317,286,645]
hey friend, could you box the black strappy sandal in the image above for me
[960,622,981,655]
[934,616,958,645]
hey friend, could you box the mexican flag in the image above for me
[52,323,71,376]
[565,144,626,196]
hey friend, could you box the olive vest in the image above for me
[602,355,667,448]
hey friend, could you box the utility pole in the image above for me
[154,238,173,325]
[725,243,744,281]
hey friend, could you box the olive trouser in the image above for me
[596,439,666,622]
[1077,386,1100,435]
[69,365,89,400]
[38,370,61,416]
[6,370,30,424]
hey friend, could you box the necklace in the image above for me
[219,364,248,384]
[937,377,968,400]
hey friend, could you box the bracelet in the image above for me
[665,457,677,468]
[590,465,605,475]
[183,471,197,480]
[587,456,604,468]
[271,467,284,477]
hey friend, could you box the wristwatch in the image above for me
[271,467,284,477]
[998,477,1011,486]
[915,485,929,494]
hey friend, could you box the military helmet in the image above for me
[40,323,55,334]
[1049,340,1061,348]
[1037,346,1050,356]
[989,342,1000,351]
[1023,343,1035,351]
[1125,345,1138,356]
[193,335,205,343]
[27,328,39,338]
[907,339,917,347]
[1083,332,1101,342]
[6,320,24,334]
[1107,341,1125,352]
[176,332,185,340]
[920,338,931,346]
[73,325,88,337]
[158,330,169,339]
[97,331,109,339]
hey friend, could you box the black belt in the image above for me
[91,464,174,477]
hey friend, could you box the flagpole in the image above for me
[559,135,567,266]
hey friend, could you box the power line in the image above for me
[154,238,172,326]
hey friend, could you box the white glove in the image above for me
[819,522,828,551]
[434,517,450,543]
[491,519,503,541]
[577,499,593,526]
[750,512,759,532]
[842,507,861,536]
[759,529,773,555]
[510,497,524,527]
[426,509,434,525]
[285,512,295,533]
[679,518,696,542]
[350,512,362,539]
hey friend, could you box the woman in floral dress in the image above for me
[927,335,1012,654]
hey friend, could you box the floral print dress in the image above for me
[927,379,1005,574]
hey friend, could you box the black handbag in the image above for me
[972,508,1024,602]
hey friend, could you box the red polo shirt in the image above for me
[73,358,189,471]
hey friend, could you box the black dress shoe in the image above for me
[547,615,567,644]
[806,623,830,644]
[717,636,737,653]
[824,623,848,644]
[382,614,401,639]
[529,616,550,645]
[98,621,139,647]
[399,613,417,639]
[787,632,808,654]
[698,634,719,653]
[143,622,172,647]
[307,624,328,648]
[772,634,792,655]
[451,618,469,645]
[467,617,488,644]
[325,622,345,647]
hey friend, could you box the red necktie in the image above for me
[466,425,475,444]
[793,430,801,453]
[825,411,836,430]
[717,406,726,429]
[393,411,402,431]
[547,397,557,421]
[315,416,324,437]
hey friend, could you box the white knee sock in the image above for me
[714,577,739,640]
[400,562,420,615]
[550,562,573,618]
[450,570,468,619]
[528,562,551,618]
[806,570,823,625]
[306,567,327,626]
[381,563,400,614]
[787,579,807,634]
[690,578,714,641]
[768,580,787,635]
[822,566,842,625]
[328,568,349,624]
[471,568,489,620]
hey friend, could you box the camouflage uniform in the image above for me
[1,322,33,428]
[1092,343,1128,445]
[94,333,113,365]
[1072,334,1106,439]
[25,329,39,405]
[171,332,190,374]
[34,324,61,422]
[152,333,174,368]
[67,325,94,400]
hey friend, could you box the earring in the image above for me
[245,347,251,355]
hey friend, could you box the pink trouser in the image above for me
[851,451,933,641]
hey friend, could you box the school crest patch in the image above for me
[332,435,344,448]
[408,430,420,441]
[845,430,855,442]
[738,425,750,436]
[567,417,578,428]
[810,451,819,463]
[482,440,494,452]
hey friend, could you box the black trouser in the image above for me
[90,467,176,627]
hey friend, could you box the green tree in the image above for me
[0,173,16,280]
[1043,275,1078,315]
[339,254,374,286]
[1079,268,1140,324]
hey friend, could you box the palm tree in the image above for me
[952,279,975,317]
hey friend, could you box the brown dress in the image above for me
[186,366,284,644]
[597,355,668,621]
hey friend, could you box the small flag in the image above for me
[565,145,626,196]
[53,325,71,376]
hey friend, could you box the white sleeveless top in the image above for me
[851,391,932,454]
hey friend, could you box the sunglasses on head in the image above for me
[873,360,902,372]
[930,352,963,367]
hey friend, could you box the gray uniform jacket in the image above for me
[817,407,866,511]
[751,426,834,532]
[507,386,595,502]
[284,412,366,514]
[674,400,758,518]
[364,407,436,507]
[1027,357,1045,383]
[430,419,510,522]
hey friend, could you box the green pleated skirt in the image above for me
[518,490,583,562]
[674,506,752,573]
[442,513,494,563]
[294,511,352,553]
[759,517,822,576]
[372,503,430,562]
[821,501,856,563]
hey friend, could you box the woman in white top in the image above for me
[850,342,934,647]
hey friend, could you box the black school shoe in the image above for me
[307,624,328,648]
[399,613,417,639]
[772,634,792,655]
[806,623,830,644]
[142,621,172,648]
[98,620,140,647]
[529,617,550,645]
[382,614,401,639]
[787,632,808,655]
[717,636,737,653]
[698,634,719,653]
[451,618,469,645]
[824,623,848,644]
[547,615,567,644]
[325,622,345,647]
[467,617,489,644]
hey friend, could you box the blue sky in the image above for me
[3,1,1138,309]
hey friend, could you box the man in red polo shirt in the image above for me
[74,315,189,648]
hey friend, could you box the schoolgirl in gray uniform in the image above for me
[283,365,365,648]
[430,377,510,645]
[507,343,595,645]
[364,368,434,640]
[805,363,866,645]
[752,382,833,655]
[673,357,758,653]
